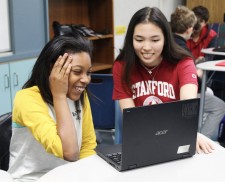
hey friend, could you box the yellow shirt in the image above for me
[9,86,97,181]
[12,86,96,158]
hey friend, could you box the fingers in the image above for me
[60,54,72,77]
[199,142,212,154]
[53,53,72,77]
[196,143,201,154]
[64,61,72,77]
[52,54,65,73]
[196,133,215,154]
[49,53,72,98]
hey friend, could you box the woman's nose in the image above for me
[80,74,90,83]
[143,41,152,50]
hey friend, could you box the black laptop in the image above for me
[213,46,225,52]
[96,98,200,171]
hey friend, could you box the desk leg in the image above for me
[198,70,207,132]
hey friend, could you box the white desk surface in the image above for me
[0,170,13,182]
[197,60,225,72]
[201,47,225,56]
[37,143,225,182]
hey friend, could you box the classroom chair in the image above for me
[88,74,115,144]
[0,112,12,171]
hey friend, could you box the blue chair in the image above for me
[88,74,115,144]
[0,112,12,171]
[114,100,122,144]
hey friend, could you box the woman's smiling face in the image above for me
[67,52,92,101]
[133,22,165,67]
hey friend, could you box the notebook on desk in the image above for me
[215,60,225,67]
[96,98,200,171]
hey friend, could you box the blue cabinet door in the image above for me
[0,63,11,115]
[10,58,36,108]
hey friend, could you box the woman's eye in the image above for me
[152,39,159,42]
[72,70,82,75]
[135,39,143,42]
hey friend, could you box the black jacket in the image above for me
[173,34,202,93]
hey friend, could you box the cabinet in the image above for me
[48,0,114,72]
[0,58,36,115]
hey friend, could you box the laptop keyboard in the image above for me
[106,152,121,165]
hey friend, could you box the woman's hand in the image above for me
[196,68,203,78]
[195,56,205,64]
[196,133,215,154]
[49,53,72,99]
[50,53,79,161]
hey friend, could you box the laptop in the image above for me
[96,98,200,171]
[213,46,225,52]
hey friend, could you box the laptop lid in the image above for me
[213,46,225,52]
[96,98,199,171]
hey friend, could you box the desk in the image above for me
[0,170,13,182]
[197,60,225,132]
[37,143,225,182]
[201,47,225,57]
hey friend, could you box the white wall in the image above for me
[113,0,185,57]
[0,0,11,53]
[159,0,186,21]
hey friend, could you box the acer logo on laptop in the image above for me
[155,130,168,135]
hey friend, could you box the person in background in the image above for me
[187,5,217,62]
[8,34,97,181]
[112,6,214,154]
[171,5,225,141]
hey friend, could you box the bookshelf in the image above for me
[48,0,115,72]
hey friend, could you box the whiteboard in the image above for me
[0,0,11,52]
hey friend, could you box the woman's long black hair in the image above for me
[116,7,192,87]
[23,33,92,107]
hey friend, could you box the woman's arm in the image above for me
[50,53,79,161]
[180,84,198,100]
[119,98,135,111]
